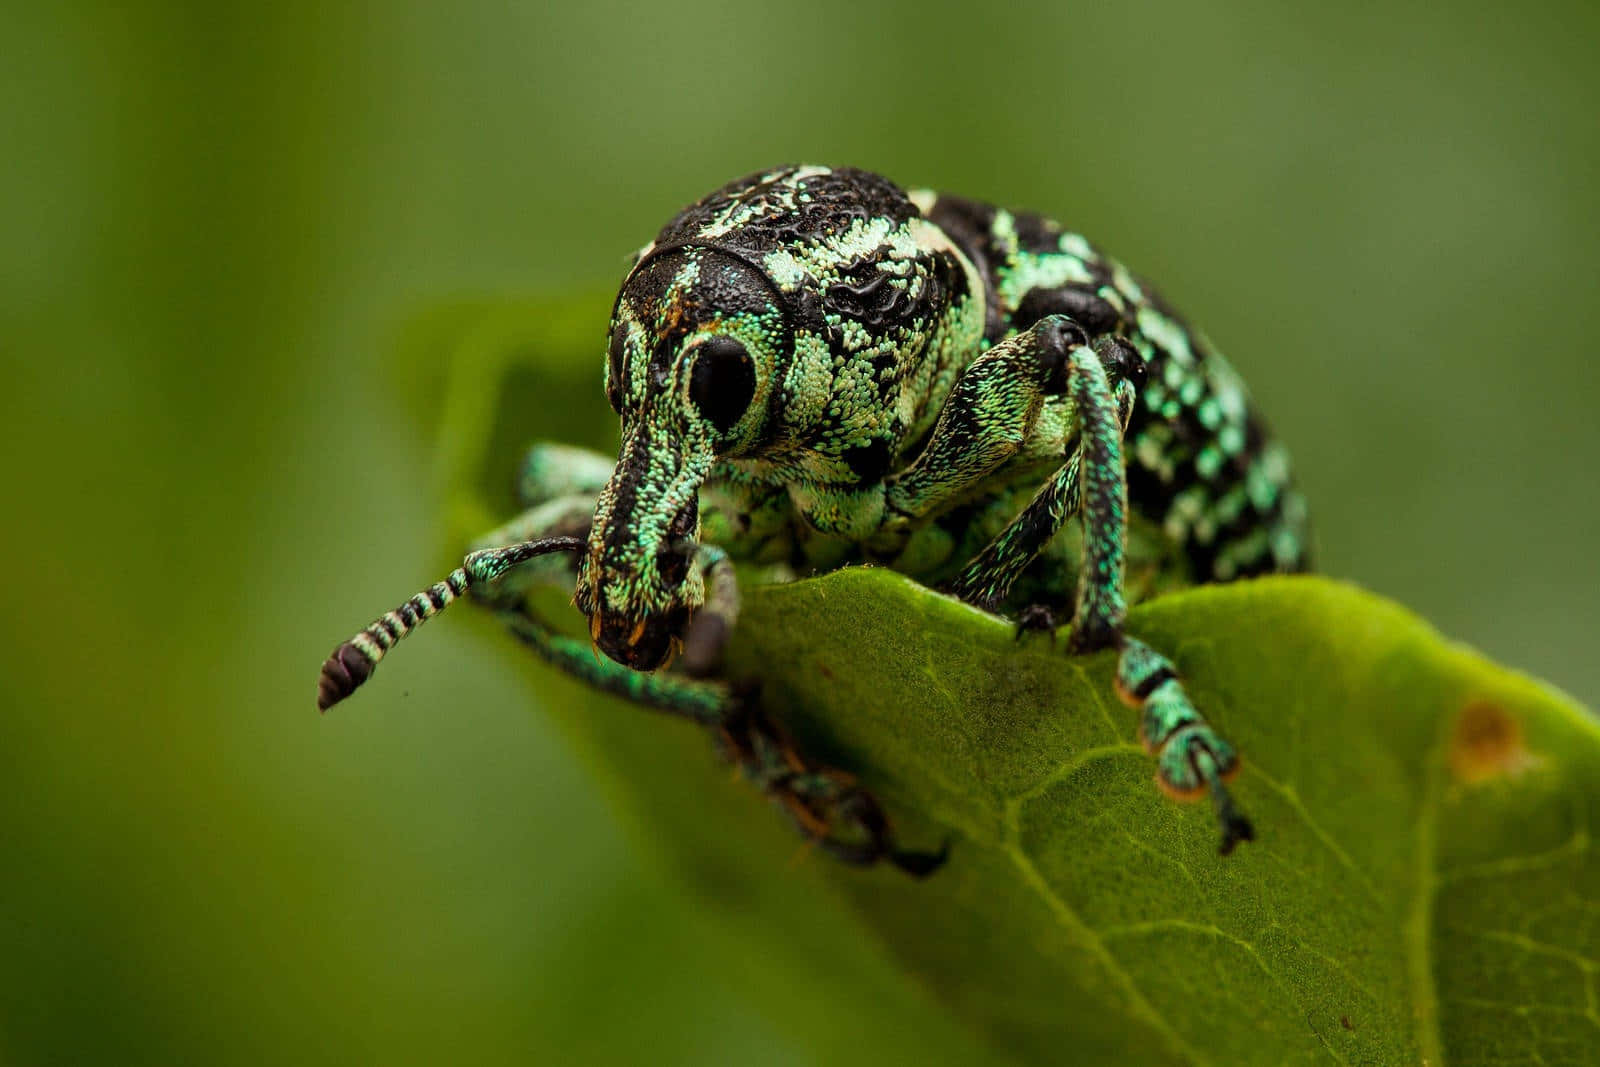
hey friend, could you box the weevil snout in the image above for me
[578,487,702,671]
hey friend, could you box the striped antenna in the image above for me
[317,536,582,711]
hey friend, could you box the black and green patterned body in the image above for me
[319,165,1311,869]
[598,166,1308,614]
[912,191,1310,591]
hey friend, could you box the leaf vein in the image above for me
[1436,825,1590,887]
[1004,744,1144,816]
[1005,845,1210,1067]
[1099,919,1348,1066]
[1246,764,1385,908]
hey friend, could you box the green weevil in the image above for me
[317,164,1311,874]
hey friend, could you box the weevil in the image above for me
[317,165,1310,873]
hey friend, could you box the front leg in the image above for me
[946,338,1254,854]
[1062,341,1253,853]
[944,350,1138,609]
[885,315,1090,523]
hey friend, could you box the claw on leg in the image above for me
[1117,636,1254,855]
[717,700,949,878]
[888,838,952,878]
[1013,603,1060,642]
[1210,780,1256,857]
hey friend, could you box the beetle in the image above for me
[317,165,1311,874]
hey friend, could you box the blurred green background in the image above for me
[4,2,1597,1063]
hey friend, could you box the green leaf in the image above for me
[399,292,1600,1066]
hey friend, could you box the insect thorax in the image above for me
[626,164,1310,595]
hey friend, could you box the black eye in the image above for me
[606,323,627,413]
[688,336,756,433]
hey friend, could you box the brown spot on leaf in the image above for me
[1450,701,1540,784]
[1340,1014,1354,1031]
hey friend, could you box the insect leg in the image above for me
[1116,638,1254,854]
[491,596,733,725]
[493,593,942,874]
[716,701,949,877]
[882,316,1086,523]
[943,351,1136,607]
[516,442,614,509]
[943,339,1252,854]
[945,453,1081,609]
[1063,342,1254,854]
[673,544,942,872]
[681,545,739,676]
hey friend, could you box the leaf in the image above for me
[398,292,1600,1065]
[730,571,1600,1065]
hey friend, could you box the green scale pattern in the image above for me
[906,188,1311,590]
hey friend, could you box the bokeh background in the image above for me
[5,2,1597,1063]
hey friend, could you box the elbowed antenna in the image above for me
[316,536,583,711]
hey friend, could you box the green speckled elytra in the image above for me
[318,165,1311,873]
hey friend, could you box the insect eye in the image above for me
[606,323,628,414]
[687,336,756,433]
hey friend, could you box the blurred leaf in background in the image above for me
[2,1,1597,1064]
